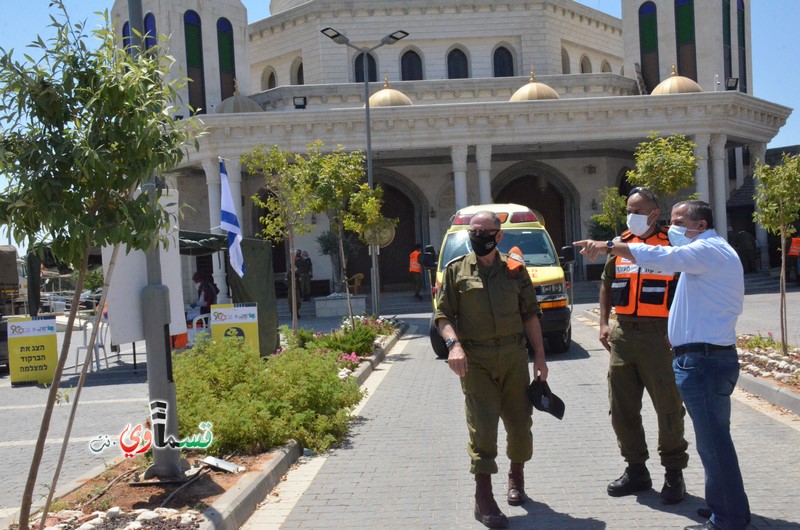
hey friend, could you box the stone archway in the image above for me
[345,170,431,292]
[493,162,580,253]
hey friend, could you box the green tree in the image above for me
[753,153,800,355]
[0,4,198,527]
[590,186,627,236]
[625,132,698,214]
[244,144,314,330]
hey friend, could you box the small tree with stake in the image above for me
[0,3,199,527]
[244,144,314,331]
[753,153,800,356]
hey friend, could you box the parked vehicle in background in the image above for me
[0,246,20,368]
[422,203,575,358]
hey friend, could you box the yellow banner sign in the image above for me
[210,303,259,352]
[8,317,58,385]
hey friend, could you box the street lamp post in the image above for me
[321,27,408,315]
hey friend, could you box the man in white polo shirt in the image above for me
[575,200,749,530]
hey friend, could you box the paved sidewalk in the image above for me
[243,314,800,529]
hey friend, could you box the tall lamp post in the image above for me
[321,27,408,315]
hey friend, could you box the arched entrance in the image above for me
[493,162,579,253]
[346,172,429,292]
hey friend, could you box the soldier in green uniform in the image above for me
[599,188,688,504]
[434,210,547,529]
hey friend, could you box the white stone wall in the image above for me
[621,0,751,93]
[112,0,250,117]
[247,0,624,91]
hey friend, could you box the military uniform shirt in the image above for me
[434,251,541,342]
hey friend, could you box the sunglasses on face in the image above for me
[468,229,499,237]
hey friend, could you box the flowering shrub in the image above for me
[341,314,398,335]
[738,331,779,350]
[338,352,362,371]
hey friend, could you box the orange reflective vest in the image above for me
[611,229,677,318]
[409,249,422,273]
[789,238,800,257]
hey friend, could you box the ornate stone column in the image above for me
[452,145,468,210]
[750,142,769,269]
[709,134,729,241]
[693,134,711,201]
[226,157,244,227]
[475,144,492,205]
[202,158,230,302]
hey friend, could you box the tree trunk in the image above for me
[779,231,789,356]
[336,222,355,329]
[38,243,122,529]
[18,248,90,530]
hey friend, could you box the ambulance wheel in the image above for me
[546,326,572,354]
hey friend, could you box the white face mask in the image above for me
[626,213,652,237]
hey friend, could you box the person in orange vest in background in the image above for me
[409,243,423,300]
[788,236,800,284]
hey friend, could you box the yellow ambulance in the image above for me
[422,203,574,357]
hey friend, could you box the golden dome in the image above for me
[368,76,413,107]
[651,66,702,95]
[510,67,560,101]
[217,81,262,113]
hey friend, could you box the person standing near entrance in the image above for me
[409,243,423,300]
[575,200,750,530]
[435,211,547,529]
[296,250,313,301]
[599,188,688,505]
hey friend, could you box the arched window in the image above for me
[493,46,514,77]
[260,69,276,90]
[638,1,660,93]
[601,60,612,73]
[354,53,377,83]
[401,50,423,80]
[217,18,236,100]
[580,55,592,73]
[675,0,697,80]
[122,21,132,55]
[143,13,157,52]
[722,0,732,82]
[447,48,469,79]
[561,48,570,74]
[183,10,206,114]
[292,61,304,85]
[737,0,747,92]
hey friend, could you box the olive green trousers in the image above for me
[461,339,532,474]
[608,319,689,470]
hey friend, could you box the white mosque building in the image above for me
[111,0,790,294]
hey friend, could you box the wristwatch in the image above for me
[605,240,614,254]
[445,337,459,349]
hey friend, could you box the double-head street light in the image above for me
[321,27,408,315]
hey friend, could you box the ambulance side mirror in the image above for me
[420,245,437,268]
[560,246,575,263]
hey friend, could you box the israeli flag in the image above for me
[220,158,245,277]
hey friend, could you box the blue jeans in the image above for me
[673,346,750,530]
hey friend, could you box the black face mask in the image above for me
[469,232,498,257]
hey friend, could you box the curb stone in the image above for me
[197,322,408,530]
[581,309,800,416]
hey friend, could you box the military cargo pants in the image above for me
[608,319,689,470]
[461,337,532,474]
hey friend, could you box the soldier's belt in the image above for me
[616,318,667,330]
[461,334,521,347]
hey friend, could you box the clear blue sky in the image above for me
[0,0,797,251]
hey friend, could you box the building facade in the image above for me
[110,0,790,295]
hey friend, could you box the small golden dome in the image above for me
[651,65,702,95]
[217,82,262,113]
[368,76,413,107]
[510,66,560,101]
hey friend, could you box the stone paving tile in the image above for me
[269,316,800,529]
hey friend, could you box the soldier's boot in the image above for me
[474,473,509,529]
[607,463,652,497]
[660,468,686,505]
[507,462,527,505]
